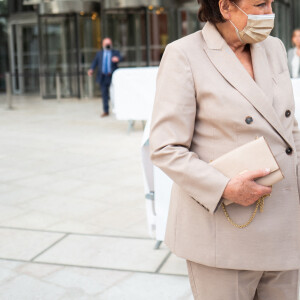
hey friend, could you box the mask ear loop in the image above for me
[229,2,248,43]
[232,2,249,17]
[229,20,244,43]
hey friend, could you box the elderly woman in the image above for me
[288,29,300,78]
[149,0,300,299]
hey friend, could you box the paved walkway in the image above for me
[0,95,193,299]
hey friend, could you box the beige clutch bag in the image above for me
[209,136,284,206]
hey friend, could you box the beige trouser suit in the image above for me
[149,22,300,299]
[186,261,299,299]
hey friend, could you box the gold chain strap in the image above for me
[221,195,268,229]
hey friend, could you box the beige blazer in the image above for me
[149,22,300,271]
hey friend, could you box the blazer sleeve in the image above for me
[149,43,230,215]
[115,50,123,62]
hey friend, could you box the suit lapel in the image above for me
[202,22,292,147]
[250,43,273,105]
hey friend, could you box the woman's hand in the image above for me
[222,169,272,206]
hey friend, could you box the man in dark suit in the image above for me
[88,38,122,117]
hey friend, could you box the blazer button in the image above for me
[245,116,253,124]
[285,110,291,118]
[286,147,293,155]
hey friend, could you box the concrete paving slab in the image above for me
[19,195,109,220]
[159,253,189,276]
[0,274,66,300]
[12,174,64,190]
[84,204,147,233]
[35,234,169,272]
[0,186,43,206]
[0,183,16,194]
[0,204,29,223]
[0,167,38,182]
[93,218,150,238]
[15,262,63,279]
[0,228,65,260]
[96,272,193,300]
[0,210,62,230]
[65,181,119,200]
[0,95,193,299]
[0,259,192,300]
[43,266,131,295]
[46,219,109,235]
[0,264,19,283]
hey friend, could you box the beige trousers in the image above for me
[186,260,299,300]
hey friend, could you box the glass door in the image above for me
[78,12,101,97]
[105,9,147,67]
[272,1,292,48]
[177,8,202,38]
[148,8,170,66]
[22,24,39,93]
[39,14,79,98]
[104,7,176,67]
[0,17,8,92]
[9,22,39,94]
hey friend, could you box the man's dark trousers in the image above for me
[100,74,112,114]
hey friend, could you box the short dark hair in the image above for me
[197,0,238,24]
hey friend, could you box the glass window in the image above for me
[104,7,176,67]
[0,0,7,15]
[9,22,39,94]
[0,17,8,91]
[293,0,300,31]
[22,24,39,93]
[105,9,147,67]
[39,15,79,98]
[178,8,202,38]
[79,12,102,97]
[272,0,292,48]
[7,0,34,14]
[149,8,169,65]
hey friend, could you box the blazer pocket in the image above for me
[273,69,295,113]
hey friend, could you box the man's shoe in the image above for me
[101,112,109,117]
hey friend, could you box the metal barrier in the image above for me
[56,73,61,101]
[88,73,93,99]
[2,70,99,101]
[5,72,13,110]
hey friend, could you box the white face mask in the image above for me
[229,3,275,44]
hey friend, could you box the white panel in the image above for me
[153,166,173,242]
[111,67,159,121]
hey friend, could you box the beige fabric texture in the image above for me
[149,21,300,271]
[186,260,299,300]
[209,136,283,206]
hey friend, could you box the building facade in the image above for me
[0,0,299,98]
